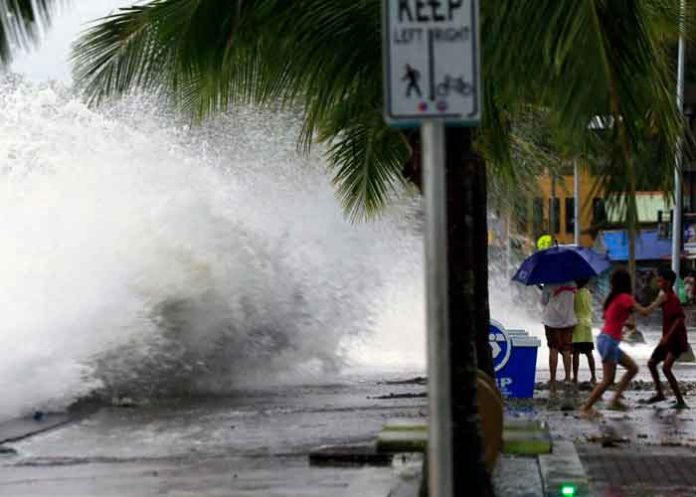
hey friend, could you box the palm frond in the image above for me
[323,110,410,222]
[73,0,691,222]
[0,0,59,65]
[73,1,381,122]
[480,105,565,212]
[73,0,398,218]
[72,1,234,102]
[485,0,686,169]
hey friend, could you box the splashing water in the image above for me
[0,75,428,420]
[0,74,560,422]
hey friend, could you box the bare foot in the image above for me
[642,394,666,404]
[580,407,602,419]
[607,400,629,411]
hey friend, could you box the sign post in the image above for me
[421,118,453,497]
[383,2,480,497]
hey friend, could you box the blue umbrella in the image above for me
[512,245,611,285]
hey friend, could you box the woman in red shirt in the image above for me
[581,268,654,418]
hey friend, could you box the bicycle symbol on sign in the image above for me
[436,76,474,97]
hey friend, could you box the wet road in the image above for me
[0,377,427,496]
[523,382,696,496]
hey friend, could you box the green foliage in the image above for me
[486,1,686,171]
[73,0,407,219]
[0,0,58,65]
[71,0,690,222]
[323,111,411,222]
[482,106,565,213]
[484,0,691,265]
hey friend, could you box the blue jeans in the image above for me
[597,333,622,363]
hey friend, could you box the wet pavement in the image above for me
[578,445,696,497]
[492,455,543,497]
[8,369,696,496]
[0,378,427,496]
[518,380,696,496]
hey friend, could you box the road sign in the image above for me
[383,0,480,126]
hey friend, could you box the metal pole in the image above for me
[672,0,686,276]
[422,120,453,497]
[574,160,581,246]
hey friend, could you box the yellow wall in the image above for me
[511,167,670,249]
[530,167,598,247]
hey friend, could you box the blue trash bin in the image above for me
[489,320,541,398]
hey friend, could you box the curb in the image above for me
[539,440,590,497]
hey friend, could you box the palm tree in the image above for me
[0,0,57,65]
[68,1,687,495]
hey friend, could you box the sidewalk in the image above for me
[494,382,696,497]
[578,444,696,496]
[493,454,544,496]
[310,380,696,496]
[5,380,696,497]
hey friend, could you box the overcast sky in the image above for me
[11,0,134,82]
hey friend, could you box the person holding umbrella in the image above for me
[513,245,612,395]
[580,268,655,417]
[541,281,577,394]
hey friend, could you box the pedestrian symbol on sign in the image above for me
[403,64,422,98]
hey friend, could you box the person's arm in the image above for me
[634,302,654,316]
[634,291,666,316]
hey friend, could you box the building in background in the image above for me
[533,168,600,247]
[513,168,672,248]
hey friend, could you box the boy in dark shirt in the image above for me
[645,268,689,409]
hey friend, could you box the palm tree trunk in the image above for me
[627,173,638,294]
[471,142,495,379]
[404,130,494,378]
[445,126,495,496]
[627,192,638,295]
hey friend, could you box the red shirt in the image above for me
[661,290,688,349]
[602,293,635,341]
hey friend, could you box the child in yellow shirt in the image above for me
[572,279,597,384]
